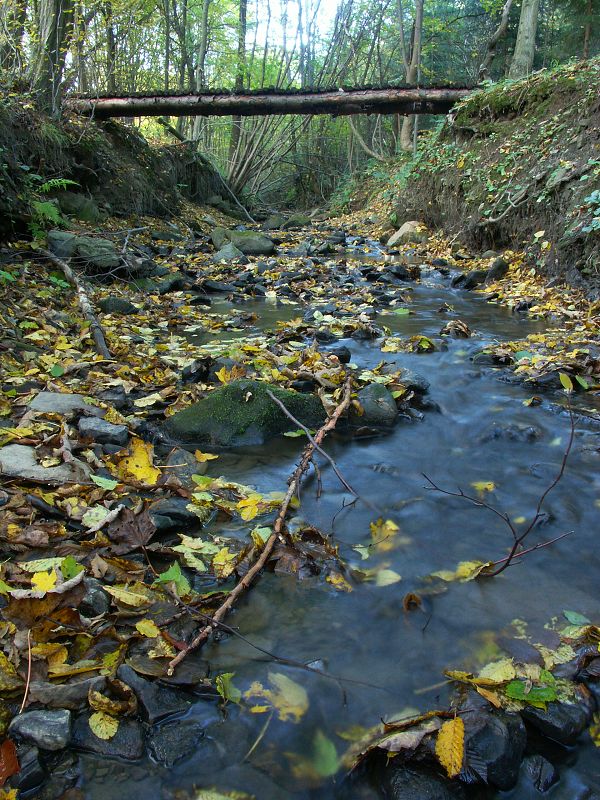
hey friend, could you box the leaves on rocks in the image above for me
[435,717,465,778]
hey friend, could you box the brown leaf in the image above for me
[4,572,85,629]
[106,507,156,555]
[0,739,19,787]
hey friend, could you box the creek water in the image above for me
[84,263,600,799]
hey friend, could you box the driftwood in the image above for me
[167,377,353,675]
[67,87,472,119]
[40,249,112,359]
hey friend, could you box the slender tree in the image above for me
[509,0,541,76]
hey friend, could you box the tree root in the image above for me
[167,377,353,675]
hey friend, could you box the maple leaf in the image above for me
[31,569,57,593]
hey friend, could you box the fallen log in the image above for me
[67,87,472,119]
[167,377,353,675]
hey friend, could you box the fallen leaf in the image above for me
[436,717,464,777]
[89,711,119,740]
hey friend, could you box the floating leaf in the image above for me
[375,569,402,587]
[195,450,219,462]
[563,610,591,626]
[435,717,464,778]
[312,730,339,777]
[212,547,237,579]
[471,481,495,493]
[89,711,119,740]
[432,560,493,583]
[216,673,241,704]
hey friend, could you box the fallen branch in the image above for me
[167,378,352,675]
[40,249,112,359]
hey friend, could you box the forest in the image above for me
[0,0,599,798]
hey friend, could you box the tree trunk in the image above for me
[0,0,27,73]
[229,0,247,161]
[399,0,423,151]
[191,0,210,141]
[583,0,592,59]
[104,2,116,93]
[30,0,75,114]
[508,0,540,78]
[478,0,514,81]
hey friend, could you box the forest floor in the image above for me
[0,206,599,798]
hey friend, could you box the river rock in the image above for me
[157,271,190,294]
[0,443,90,485]
[165,379,325,446]
[520,754,559,792]
[282,214,312,230]
[211,242,245,263]
[462,269,489,290]
[117,665,191,724]
[400,369,430,394]
[387,221,430,247]
[522,700,592,745]
[327,344,351,363]
[464,710,526,789]
[148,496,199,531]
[47,231,120,274]
[11,745,45,793]
[147,719,205,767]
[211,228,275,256]
[263,214,286,230]
[78,417,129,446]
[29,391,104,417]
[80,577,111,617]
[355,383,398,426]
[29,677,106,710]
[57,192,101,223]
[486,257,509,282]
[382,765,465,799]
[9,710,71,751]
[71,713,144,759]
[151,229,186,242]
[97,296,140,315]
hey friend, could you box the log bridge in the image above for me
[66,86,473,119]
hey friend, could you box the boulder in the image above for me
[0,444,90,485]
[464,710,526,790]
[157,271,190,294]
[522,700,592,745]
[165,379,325,446]
[147,719,205,767]
[71,713,144,759]
[9,710,71,751]
[148,496,200,532]
[456,269,488,290]
[263,214,286,230]
[78,417,129,446]
[117,665,191,724]
[11,745,45,793]
[520,754,559,793]
[29,391,104,417]
[211,241,245,263]
[282,214,312,230]
[355,383,398,426]
[486,257,510,282]
[29,677,106,710]
[211,228,275,256]
[97,296,140,315]
[382,765,465,799]
[387,221,429,247]
[56,192,101,223]
[47,231,120,274]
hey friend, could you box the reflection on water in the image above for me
[83,268,600,799]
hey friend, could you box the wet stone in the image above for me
[327,344,351,363]
[523,701,592,745]
[521,754,559,792]
[97,296,140,315]
[464,710,526,790]
[29,678,106,710]
[147,719,204,767]
[11,745,45,793]
[382,765,466,799]
[80,577,111,617]
[117,665,191,724]
[71,713,144,760]
[148,496,201,532]
[9,709,71,751]
[355,383,398,426]
[29,392,104,417]
[78,417,129,446]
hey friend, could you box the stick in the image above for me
[167,378,352,675]
[40,249,112,359]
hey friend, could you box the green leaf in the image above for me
[49,364,65,378]
[312,730,339,777]
[514,350,534,361]
[392,307,411,315]
[505,680,557,707]
[90,474,119,490]
[0,579,13,595]
[559,372,573,392]
[153,561,191,597]
[60,556,84,580]
[575,375,589,390]
[563,610,591,626]
[215,672,241,704]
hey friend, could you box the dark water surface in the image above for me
[86,267,600,799]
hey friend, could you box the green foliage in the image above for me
[582,190,600,234]
[39,178,79,194]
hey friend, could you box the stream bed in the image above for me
[82,257,600,799]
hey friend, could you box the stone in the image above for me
[387,221,429,247]
[460,269,488,290]
[486,257,509,282]
[11,745,45,793]
[211,242,246,263]
[97,296,140,315]
[9,710,71,751]
[480,423,542,443]
[464,710,526,790]
[263,214,286,230]
[383,765,465,799]
[400,369,430,394]
[181,359,211,383]
[0,444,91,485]
[80,577,111,617]
[151,229,186,242]
[117,665,191,724]
[520,754,559,792]
[78,417,129,446]
[165,379,325,446]
[203,278,237,292]
[355,383,398,426]
[282,214,312,230]
[161,447,205,489]
[29,391,104,417]
[211,228,275,256]
[327,344,351,364]
[57,192,101,223]
[157,272,190,294]
[47,230,79,259]
[385,263,412,281]
[148,496,200,532]
[75,238,121,274]
[71,713,144,759]
[29,678,106,710]
[523,701,592,745]
[147,719,205,767]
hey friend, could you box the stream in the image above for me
[83,253,600,799]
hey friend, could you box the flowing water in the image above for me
[84,261,600,799]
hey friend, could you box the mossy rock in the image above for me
[211,228,275,256]
[165,379,325,446]
[57,192,101,223]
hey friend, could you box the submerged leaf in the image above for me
[244,672,309,723]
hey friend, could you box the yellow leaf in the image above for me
[195,450,219,462]
[31,569,57,593]
[477,658,516,684]
[435,717,464,778]
[89,711,119,740]
[212,547,237,579]
[471,481,495,493]
[375,569,402,587]
[112,437,161,486]
[326,572,353,592]
[104,584,153,607]
[0,789,19,800]
[369,518,400,551]
[135,619,161,638]
[244,672,309,723]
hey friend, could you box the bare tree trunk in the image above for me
[400,0,423,151]
[583,0,592,59]
[104,2,116,93]
[0,0,27,73]
[30,0,75,114]
[478,0,514,81]
[229,0,247,161]
[191,0,210,141]
[508,0,540,78]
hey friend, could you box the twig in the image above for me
[19,629,32,714]
[243,709,273,761]
[39,249,111,359]
[167,378,353,675]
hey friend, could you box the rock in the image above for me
[400,369,430,394]
[385,263,412,281]
[327,344,351,364]
[464,710,526,790]
[165,379,325,446]
[151,229,186,242]
[9,710,71,751]
[71,713,144,759]
[29,677,106,710]
[387,221,429,247]
[148,720,205,767]
[523,701,592,745]
[263,214,286,230]
[203,278,237,292]
[480,423,542,443]
[11,745,45,793]
[482,250,499,259]
[157,272,190,294]
[181,359,211,384]
[117,665,191,724]
[97,296,140,315]
[78,417,129,446]
[0,444,91,485]
[461,269,489,290]
[148,496,199,532]
[29,391,104,417]
[486,257,509,282]
[355,383,398,426]
[211,228,275,256]
[282,214,312,230]
[520,754,559,792]
[211,242,246,263]
[161,446,205,489]
[75,237,121,274]
[383,765,465,799]
[80,577,111,617]
[57,192,101,222]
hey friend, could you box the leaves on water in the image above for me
[374,569,402,587]
[215,672,241,704]
[432,560,494,583]
[153,562,191,597]
[195,449,219,462]
[435,717,464,778]
[563,610,591,626]
[244,672,309,722]
[109,437,161,486]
